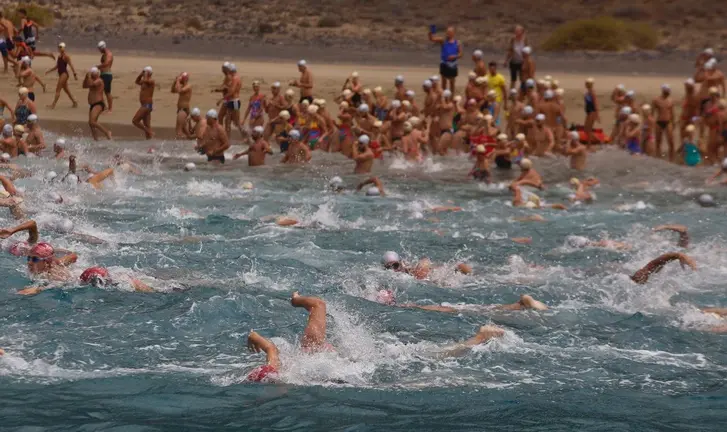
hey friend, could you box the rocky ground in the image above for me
[29,0,727,54]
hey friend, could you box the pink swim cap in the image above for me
[8,241,30,257]
[376,289,396,305]
[246,364,279,382]
[29,242,54,259]
[80,267,110,285]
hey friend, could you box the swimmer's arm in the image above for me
[0,219,38,243]
[0,175,18,196]
[219,130,231,153]
[356,177,386,196]
[248,330,281,370]
[702,307,727,317]
[706,170,722,184]
[135,72,144,85]
[653,225,689,248]
[131,279,154,293]
[58,253,78,267]
[82,73,92,88]
[427,30,444,44]
[34,74,46,91]
[233,149,249,159]
[631,252,695,284]
[400,304,459,313]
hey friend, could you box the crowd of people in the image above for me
[0,15,726,381]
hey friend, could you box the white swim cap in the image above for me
[475,76,488,85]
[228,64,237,72]
[45,171,58,181]
[685,78,695,86]
[21,56,31,65]
[373,86,383,94]
[628,113,641,123]
[2,124,12,137]
[240,181,254,190]
[358,103,370,113]
[525,79,535,88]
[423,80,432,88]
[566,235,590,248]
[395,75,404,83]
[473,49,483,58]
[253,126,264,135]
[405,90,415,98]
[453,95,462,103]
[382,251,400,264]
[339,101,349,109]
[373,120,383,128]
[570,131,580,141]
[66,174,79,184]
[206,109,218,119]
[497,133,508,141]
[56,218,74,234]
[626,90,635,98]
[329,176,343,187]
[97,41,106,49]
[0,152,9,162]
[524,201,537,209]
[705,48,714,56]
[190,107,201,117]
[705,58,717,70]
[289,129,301,140]
[661,84,671,92]
[515,133,526,141]
[520,158,533,169]
[544,90,554,99]
[616,84,626,91]
[184,162,196,171]
[685,124,696,133]
[298,59,307,67]
[279,110,291,119]
[54,138,66,147]
[18,87,29,95]
[358,135,370,145]
[342,89,352,97]
[409,116,421,126]
[350,71,359,78]
[27,114,37,123]
[90,66,99,75]
[535,113,545,121]
[49,192,62,203]
[522,46,532,54]
[620,106,632,116]
[307,104,319,114]
[430,75,440,82]
[391,100,401,109]
[555,88,565,96]
[698,193,716,207]
[285,89,295,97]
[362,88,372,95]
[366,187,381,197]
[402,100,411,108]
[13,125,24,134]
[143,66,153,73]
[443,89,452,98]
[641,104,652,112]
[523,106,534,115]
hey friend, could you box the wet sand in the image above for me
[0,51,690,141]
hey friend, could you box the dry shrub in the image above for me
[317,15,340,28]
[543,17,659,51]
[3,3,54,27]
[185,16,203,31]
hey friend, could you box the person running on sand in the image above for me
[96,41,114,113]
[171,72,192,138]
[17,9,54,61]
[82,67,111,141]
[381,251,472,280]
[0,11,17,73]
[233,126,272,166]
[281,130,311,164]
[428,26,462,93]
[198,109,229,165]
[564,131,587,170]
[652,84,676,161]
[630,252,696,284]
[17,57,46,101]
[45,42,78,109]
[343,71,363,106]
[399,294,548,313]
[290,60,314,103]
[24,114,44,155]
[132,66,155,139]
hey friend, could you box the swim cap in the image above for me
[430,75,440,82]
[190,107,201,117]
[54,138,66,147]
[468,71,477,80]
[97,41,106,49]
[246,364,279,382]
[289,129,301,140]
[0,189,8,198]
[395,75,404,83]
[49,192,63,203]
[405,90,415,98]
[339,101,349,109]
[56,218,74,233]
[544,90,554,99]
[13,125,24,134]
[569,131,580,141]
[524,201,537,209]
[328,176,343,188]
[705,59,717,70]
[184,162,196,171]
[252,80,261,87]
[271,81,281,88]
[570,177,580,187]
[698,194,716,208]
[65,174,79,184]
[476,144,486,153]
[391,100,401,109]
[403,122,413,132]
[240,181,254,190]
[228,64,237,72]
[376,289,396,305]
[685,125,696,133]
[89,66,99,75]
[515,133,526,141]
[373,120,383,128]
[661,84,671,92]
[409,116,421,126]
[520,158,532,170]
[298,59,307,67]
[45,171,58,181]
[307,104,319,114]
[358,103,369,113]
[641,104,651,112]
[363,88,372,95]
[2,124,12,137]
[366,186,380,196]
[342,89,352,97]
[685,78,695,86]
[628,113,641,123]
[252,126,264,135]
[317,99,326,107]
[566,235,590,248]
[522,46,532,54]
[422,80,432,88]
[359,135,370,145]
[21,56,31,65]
[279,110,290,119]
[525,79,535,88]
[705,48,714,55]
[523,106,534,115]
[143,66,153,74]
[301,99,310,107]
[535,113,545,121]
[586,77,595,84]
[222,61,231,69]
[373,86,383,94]
[709,86,720,95]
[29,242,54,259]
[27,114,37,123]
[616,84,625,91]
[620,106,632,116]
[350,71,359,79]
[382,251,400,265]
[473,49,483,58]
[0,153,9,162]
[626,90,635,98]
[555,88,565,96]
[80,266,111,286]
[206,109,218,119]
[483,114,493,123]
[8,241,30,257]
[443,89,452,98]
[497,133,508,141]
[453,95,462,103]
[285,89,295,97]
[19,87,29,95]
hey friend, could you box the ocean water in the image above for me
[2,139,727,431]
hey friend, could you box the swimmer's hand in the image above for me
[0,229,13,239]
[677,253,697,270]
[17,287,43,296]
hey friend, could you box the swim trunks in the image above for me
[28,92,35,102]
[0,40,6,58]
[495,155,512,169]
[471,167,490,182]
[141,103,153,111]
[207,154,225,164]
[439,62,458,79]
[225,99,241,111]
[101,72,112,93]
[177,107,190,115]
[89,100,105,112]
[626,138,642,154]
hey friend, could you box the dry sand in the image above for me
[0,52,691,141]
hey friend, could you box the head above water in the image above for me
[698,194,716,208]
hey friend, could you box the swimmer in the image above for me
[510,158,543,189]
[356,176,386,196]
[469,144,491,183]
[53,138,66,159]
[381,251,471,280]
[132,66,155,139]
[697,193,716,208]
[16,56,46,101]
[0,174,24,219]
[171,72,192,138]
[233,126,273,166]
[400,294,547,313]
[653,224,689,248]
[198,109,230,165]
[705,158,727,185]
[439,325,505,358]
[281,129,311,164]
[565,235,630,251]
[630,252,696,284]
[82,67,112,140]
[24,114,45,154]
[45,42,78,109]
[290,60,314,104]
[564,131,587,170]
[63,155,116,189]
[291,291,333,352]
[568,177,597,202]
[245,330,281,383]
[352,134,374,174]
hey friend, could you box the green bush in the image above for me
[542,17,658,51]
[3,3,54,27]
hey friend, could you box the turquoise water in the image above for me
[2,140,727,431]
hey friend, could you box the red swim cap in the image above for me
[80,267,110,285]
[246,364,279,382]
[29,242,54,259]
[8,241,30,257]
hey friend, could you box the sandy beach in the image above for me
[0,51,690,141]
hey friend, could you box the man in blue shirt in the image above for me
[428,26,462,93]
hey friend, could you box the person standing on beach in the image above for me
[520,47,536,90]
[264,82,286,139]
[171,72,192,138]
[290,60,314,103]
[83,67,111,141]
[199,109,229,164]
[680,79,700,143]
[132,66,155,139]
[45,42,78,109]
[96,41,113,113]
[428,26,462,93]
[0,12,17,73]
[652,84,676,161]
[221,64,244,139]
[583,78,600,148]
[17,57,45,101]
[504,25,528,89]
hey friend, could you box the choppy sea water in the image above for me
[2,138,727,431]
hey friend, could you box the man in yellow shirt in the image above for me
[486,61,508,110]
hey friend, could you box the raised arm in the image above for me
[653,224,689,248]
[0,219,39,244]
[0,175,18,196]
[630,252,696,284]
